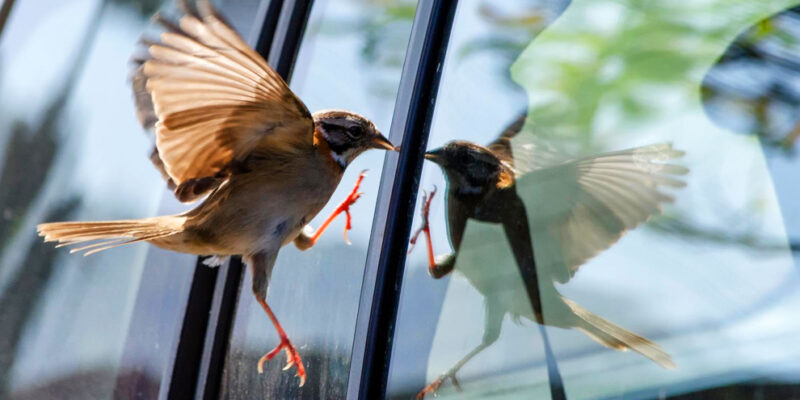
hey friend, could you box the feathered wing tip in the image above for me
[131,0,312,203]
[37,216,184,256]
[128,2,233,201]
[562,297,676,369]
[131,61,159,131]
[542,142,689,281]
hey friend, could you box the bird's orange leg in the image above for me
[255,296,306,387]
[416,336,497,398]
[408,186,437,271]
[416,347,478,399]
[308,170,367,246]
[417,373,462,399]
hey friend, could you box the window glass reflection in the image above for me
[219,0,416,398]
[390,0,800,399]
[0,1,195,399]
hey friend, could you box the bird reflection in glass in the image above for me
[410,114,685,397]
[36,1,396,386]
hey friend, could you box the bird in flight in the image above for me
[37,0,396,387]
[410,114,685,397]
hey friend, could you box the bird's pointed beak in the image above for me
[370,132,397,151]
[424,148,444,163]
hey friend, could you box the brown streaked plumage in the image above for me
[37,1,396,387]
[411,115,685,398]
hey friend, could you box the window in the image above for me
[218,1,417,398]
[3,0,800,399]
[389,1,800,399]
[0,1,196,399]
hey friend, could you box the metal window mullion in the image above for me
[346,1,458,399]
[268,0,314,82]
[184,1,315,400]
[164,2,285,399]
[189,0,284,397]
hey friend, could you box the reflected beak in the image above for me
[370,132,396,151]
[424,148,444,163]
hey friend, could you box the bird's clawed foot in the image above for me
[258,333,307,387]
[408,187,437,273]
[408,186,436,253]
[310,170,367,246]
[416,370,462,399]
[336,170,367,244]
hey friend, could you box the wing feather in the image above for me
[134,1,313,201]
[517,143,688,283]
[487,113,569,174]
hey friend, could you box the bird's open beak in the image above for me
[370,133,397,151]
[424,148,444,163]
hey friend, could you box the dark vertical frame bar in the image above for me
[187,1,314,399]
[267,0,313,83]
[189,0,283,398]
[163,1,286,399]
[192,259,242,400]
[346,1,458,399]
[165,260,218,400]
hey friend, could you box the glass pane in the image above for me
[389,0,800,399]
[219,0,416,398]
[0,1,200,399]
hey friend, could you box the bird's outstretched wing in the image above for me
[132,1,313,202]
[514,143,687,283]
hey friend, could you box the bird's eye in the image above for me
[346,125,363,139]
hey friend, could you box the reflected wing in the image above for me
[487,113,526,165]
[135,1,313,201]
[516,143,688,283]
[486,113,567,175]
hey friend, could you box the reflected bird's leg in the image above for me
[408,186,460,279]
[408,186,439,272]
[248,251,306,387]
[296,170,367,249]
[409,185,455,278]
[417,299,504,399]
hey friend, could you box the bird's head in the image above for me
[424,141,509,191]
[313,110,395,168]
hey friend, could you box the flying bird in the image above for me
[37,1,396,386]
[410,114,685,397]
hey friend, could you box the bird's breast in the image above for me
[185,154,342,255]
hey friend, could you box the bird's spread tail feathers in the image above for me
[562,296,676,369]
[37,216,184,256]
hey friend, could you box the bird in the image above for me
[36,0,396,387]
[409,114,686,397]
